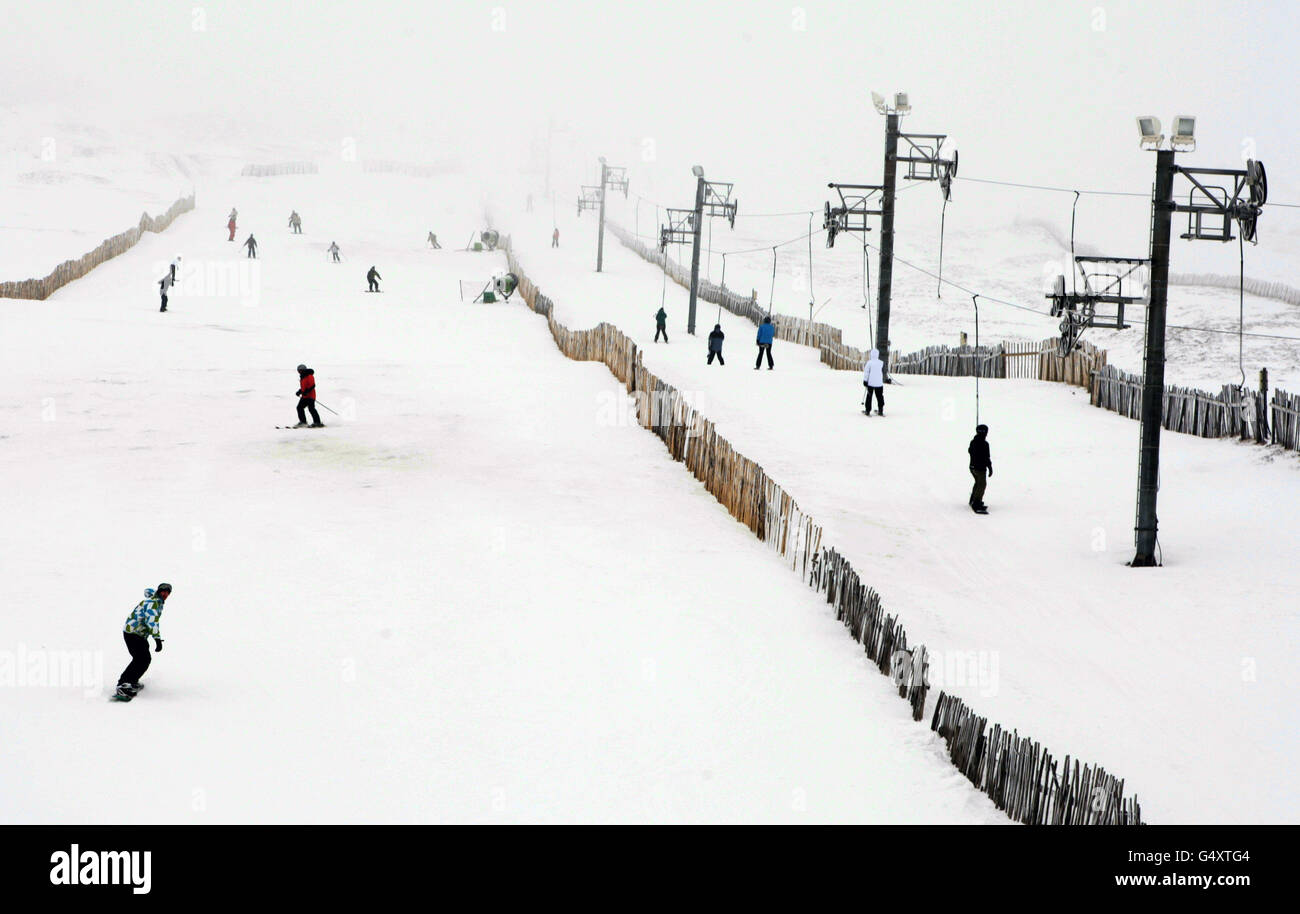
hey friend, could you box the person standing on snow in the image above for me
[427,232,441,249]
[968,424,992,513]
[294,364,323,428]
[755,315,776,369]
[654,307,668,342]
[863,348,885,415]
[288,210,302,234]
[552,227,560,248]
[244,234,258,259]
[158,269,174,313]
[367,266,382,292]
[227,208,238,241]
[169,254,182,283]
[115,583,171,700]
[327,241,341,263]
[707,324,726,365]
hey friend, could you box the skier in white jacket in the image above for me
[862,348,885,415]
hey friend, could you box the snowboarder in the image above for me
[755,315,776,369]
[294,364,323,428]
[158,269,174,313]
[115,583,171,700]
[552,227,560,248]
[288,210,302,234]
[227,208,238,241]
[327,241,341,263]
[367,266,382,292]
[427,232,441,249]
[244,234,258,259]
[654,307,668,342]
[169,254,182,283]
[707,324,726,365]
[968,424,992,513]
[863,348,885,415]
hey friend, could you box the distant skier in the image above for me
[227,208,238,241]
[552,227,560,248]
[328,241,341,263]
[367,266,382,292]
[654,307,668,342]
[158,269,174,313]
[169,254,182,283]
[427,231,441,249]
[526,193,534,212]
[294,364,323,428]
[115,583,171,700]
[755,315,776,369]
[288,210,302,234]
[244,234,258,259]
[707,324,725,365]
[863,348,885,415]
[968,424,992,514]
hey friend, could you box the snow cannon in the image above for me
[479,230,500,252]
[493,272,518,301]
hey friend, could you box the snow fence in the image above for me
[0,193,195,301]
[240,162,318,177]
[606,219,1300,456]
[494,223,1143,825]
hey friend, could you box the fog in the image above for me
[3,0,1296,211]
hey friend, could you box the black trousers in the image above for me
[865,385,884,414]
[708,350,724,365]
[297,398,321,424]
[119,632,151,685]
[755,344,773,368]
[655,325,667,342]
[332,252,340,262]
[159,292,168,312]
[247,248,256,258]
[969,468,988,505]
[368,278,379,291]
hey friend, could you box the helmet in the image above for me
[156,582,173,593]
[297,364,308,372]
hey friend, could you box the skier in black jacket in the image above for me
[968,424,992,513]
[707,324,725,365]
[367,266,382,292]
[654,307,668,342]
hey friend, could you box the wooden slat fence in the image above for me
[240,162,318,176]
[494,222,1143,824]
[0,193,196,301]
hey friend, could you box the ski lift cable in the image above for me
[957,172,1300,209]
[1070,190,1081,296]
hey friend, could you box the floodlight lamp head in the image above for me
[871,92,887,114]
[1170,115,1196,152]
[691,165,705,178]
[1137,116,1163,151]
[894,92,911,114]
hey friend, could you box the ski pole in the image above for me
[314,401,340,416]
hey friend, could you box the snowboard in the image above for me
[275,424,326,429]
[111,683,144,702]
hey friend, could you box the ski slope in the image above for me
[498,200,1300,823]
[0,169,1004,823]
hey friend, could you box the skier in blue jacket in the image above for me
[116,583,171,699]
[755,315,776,369]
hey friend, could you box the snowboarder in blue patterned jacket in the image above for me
[116,583,171,699]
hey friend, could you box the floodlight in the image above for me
[871,92,887,114]
[1137,116,1163,150]
[599,155,607,164]
[1170,115,1196,152]
[893,92,911,114]
[691,165,704,178]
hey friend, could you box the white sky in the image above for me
[1,0,1296,208]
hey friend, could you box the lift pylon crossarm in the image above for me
[700,181,738,227]
[823,183,884,247]
[1170,159,1267,243]
[658,207,696,252]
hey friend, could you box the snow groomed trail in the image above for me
[497,197,1300,823]
[0,169,1004,823]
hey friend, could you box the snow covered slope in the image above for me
[497,200,1300,823]
[0,171,1003,823]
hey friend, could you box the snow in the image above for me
[499,199,1300,823]
[0,169,1004,824]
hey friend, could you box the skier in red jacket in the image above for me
[294,364,323,428]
